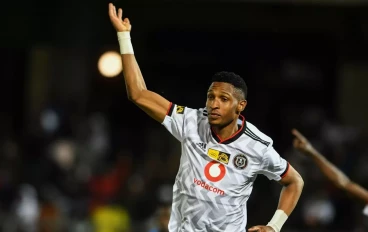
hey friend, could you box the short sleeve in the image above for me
[161,103,198,142]
[256,146,289,181]
[363,205,368,216]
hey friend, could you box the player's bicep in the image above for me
[133,90,171,123]
[278,164,301,186]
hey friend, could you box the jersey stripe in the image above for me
[244,128,270,147]
[280,162,290,178]
[167,102,175,116]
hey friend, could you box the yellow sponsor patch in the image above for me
[176,105,185,114]
[207,148,230,164]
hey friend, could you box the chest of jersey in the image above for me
[181,137,259,198]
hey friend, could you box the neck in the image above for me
[212,117,239,140]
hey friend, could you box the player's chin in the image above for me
[208,117,222,125]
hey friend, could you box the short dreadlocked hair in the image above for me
[211,71,247,100]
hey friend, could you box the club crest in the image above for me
[233,154,247,170]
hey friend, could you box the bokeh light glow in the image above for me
[98,51,122,78]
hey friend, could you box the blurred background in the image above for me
[2,0,368,231]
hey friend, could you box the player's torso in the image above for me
[177,129,260,203]
[170,120,263,231]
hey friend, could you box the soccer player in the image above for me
[292,129,368,217]
[108,3,304,232]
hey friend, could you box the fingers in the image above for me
[291,128,306,141]
[109,3,117,19]
[108,3,119,18]
[293,138,300,148]
[118,8,123,20]
[108,3,126,22]
[248,226,260,232]
[293,138,306,150]
[108,3,115,17]
[113,5,117,17]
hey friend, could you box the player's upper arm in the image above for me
[256,145,290,182]
[132,90,171,123]
[278,164,303,186]
[161,103,198,142]
[133,89,199,142]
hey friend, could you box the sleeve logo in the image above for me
[207,148,230,165]
[176,105,185,114]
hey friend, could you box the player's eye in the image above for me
[221,97,228,102]
[207,95,214,100]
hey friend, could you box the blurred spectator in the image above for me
[148,204,171,232]
[91,205,131,232]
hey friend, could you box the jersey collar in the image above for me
[210,114,246,144]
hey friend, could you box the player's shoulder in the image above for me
[183,106,207,118]
[170,104,199,117]
[197,107,209,124]
[173,105,207,123]
[243,121,273,148]
[180,106,208,133]
[182,105,207,118]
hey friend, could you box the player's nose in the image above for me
[209,99,220,109]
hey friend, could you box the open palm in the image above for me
[108,3,132,32]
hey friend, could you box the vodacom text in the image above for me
[193,178,225,195]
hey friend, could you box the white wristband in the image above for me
[266,210,288,232]
[117,31,134,54]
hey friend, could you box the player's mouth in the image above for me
[209,112,221,119]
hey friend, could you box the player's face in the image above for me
[206,82,246,126]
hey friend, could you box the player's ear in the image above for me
[238,100,247,112]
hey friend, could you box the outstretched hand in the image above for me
[108,3,132,32]
[291,129,315,156]
[248,225,275,232]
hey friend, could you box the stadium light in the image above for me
[98,51,122,78]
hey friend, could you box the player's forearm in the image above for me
[267,168,303,232]
[277,176,303,215]
[118,32,147,101]
[346,182,368,203]
[309,150,368,202]
[121,54,148,100]
[308,149,350,189]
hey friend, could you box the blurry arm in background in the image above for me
[292,129,368,203]
[108,3,170,123]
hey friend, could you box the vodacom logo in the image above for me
[204,161,226,182]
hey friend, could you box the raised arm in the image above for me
[292,129,368,203]
[108,3,170,123]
